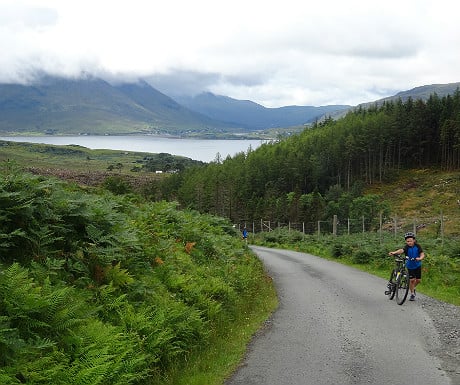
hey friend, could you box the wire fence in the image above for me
[237,211,458,243]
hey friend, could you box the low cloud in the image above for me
[145,71,222,97]
[0,0,459,107]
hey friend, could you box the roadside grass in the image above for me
[149,275,278,385]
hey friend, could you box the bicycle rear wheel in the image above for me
[396,268,410,305]
[386,269,397,300]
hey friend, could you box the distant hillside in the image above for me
[174,92,350,129]
[0,76,232,136]
[112,80,232,132]
[374,82,460,104]
[1,75,459,137]
[322,82,460,121]
[0,75,351,136]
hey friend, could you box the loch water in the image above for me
[0,135,265,162]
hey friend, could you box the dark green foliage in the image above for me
[143,153,204,173]
[33,144,86,156]
[331,242,351,258]
[257,227,305,246]
[0,168,267,384]
[102,175,132,195]
[351,250,373,264]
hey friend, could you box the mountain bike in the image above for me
[385,256,411,305]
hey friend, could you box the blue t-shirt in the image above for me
[404,244,423,269]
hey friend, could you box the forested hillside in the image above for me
[0,167,273,384]
[157,91,460,232]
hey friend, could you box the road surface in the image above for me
[226,246,455,385]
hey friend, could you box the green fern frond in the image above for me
[0,371,19,385]
[28,336,56,350]
[85,224,105,244]
[104,263,134,288]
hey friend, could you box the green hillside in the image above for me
[0,140,205,193]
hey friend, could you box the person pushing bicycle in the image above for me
[389,232,425,301]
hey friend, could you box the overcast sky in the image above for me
[1,0,459,107]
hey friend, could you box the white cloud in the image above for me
[0,0,459,106]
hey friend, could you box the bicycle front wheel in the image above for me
[387,269,397,300]
[396,268,410,305]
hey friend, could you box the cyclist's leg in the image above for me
[408,268,417,293]
[412,267,422,291]
[408,267,421,300]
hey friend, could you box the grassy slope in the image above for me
[366,169,460,237]
[0,140,157,172]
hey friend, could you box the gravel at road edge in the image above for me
[420,296,460,384]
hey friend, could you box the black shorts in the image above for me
[408,266,422,279]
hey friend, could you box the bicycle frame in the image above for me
[385,256,410,305]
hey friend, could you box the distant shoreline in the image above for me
[0,135,265,162]
[0,132,271,140]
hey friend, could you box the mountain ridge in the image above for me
[173,92,350,130]
[0,76,233,136]
[0,75,459,137]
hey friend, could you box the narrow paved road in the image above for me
[226,246,453,385]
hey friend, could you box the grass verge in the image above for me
[149,274,278,385]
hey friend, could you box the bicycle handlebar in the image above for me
[392,255,416,261]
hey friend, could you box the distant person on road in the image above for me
[242,227,248,242]
[389,232,425,301]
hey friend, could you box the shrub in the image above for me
[352,250,373,264]
[102,176,132,195]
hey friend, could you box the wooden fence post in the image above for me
[440,210,444,247]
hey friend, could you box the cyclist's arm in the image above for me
[389,248,404,256]
[416,251,425,261]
